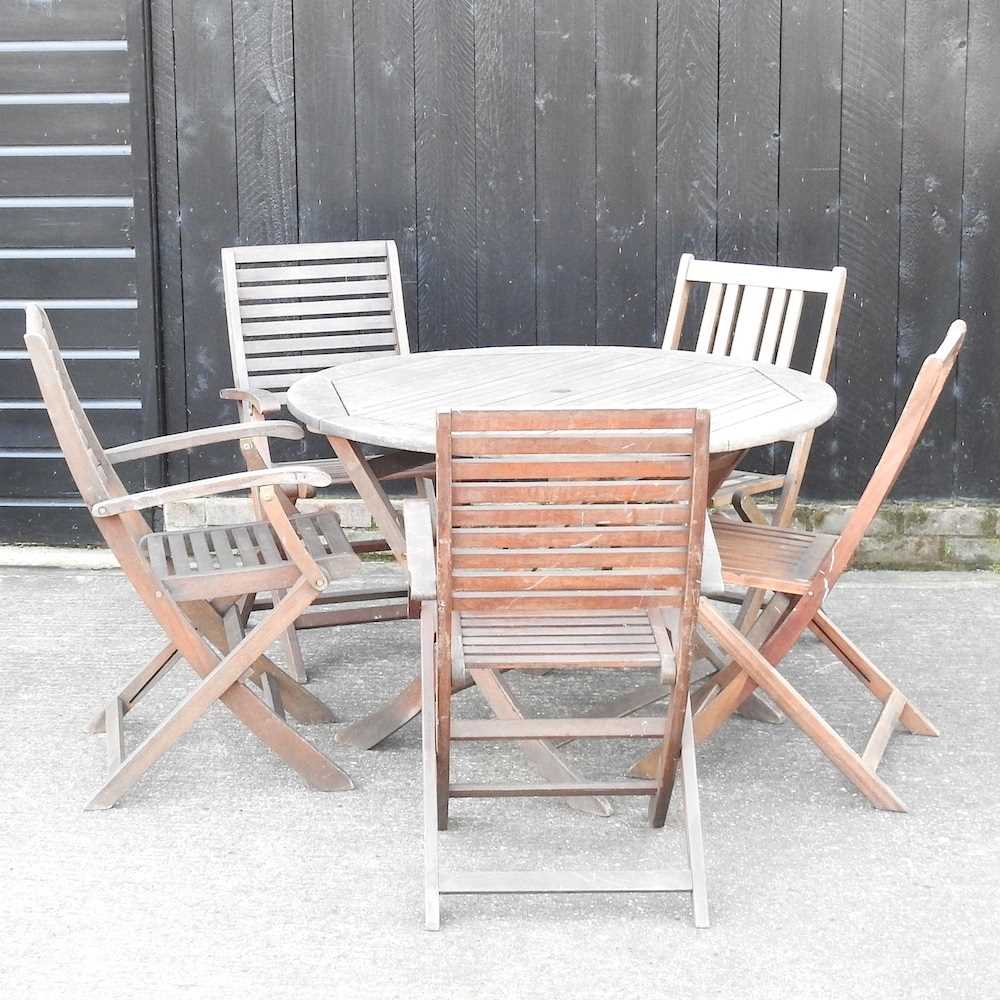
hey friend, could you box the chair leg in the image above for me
[336,675,424,749]
[274,588,308,683]
[809,608,938,737]
[698,599,907,812]
[419,603,441,930]
[86,580,352,810]
[679,697,709,927]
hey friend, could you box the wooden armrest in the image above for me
[403,499,436,600]
[91,466,331,517]
[105,420,304,465]
[220,387,283,416]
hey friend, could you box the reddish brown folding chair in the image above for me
[218,239,434,683]
[632,321,967,811]
[25,304,360,809]
[414,409,711,929]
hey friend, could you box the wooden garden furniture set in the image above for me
[23,237,967,930]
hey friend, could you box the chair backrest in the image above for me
[435,409,710,623]
[828,321,967,580]
[663,254,847,380]
[221,239,410,404]
[23,305,129,510]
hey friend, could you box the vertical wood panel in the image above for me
[475,0,536,347]
[534,0,596,346]
[717,0,780,264]
[414,0,476,351]
[957,2,1000,496]
[234,0,296,246]
[595,0,657,346]
[833,0,905,497]
[150,0,188,482]
[896,0,967,497]
[355,0,418,337]
[294,0,356,241]
[173,0,238,477]
[655,0,718,339]
[778,0,843,493]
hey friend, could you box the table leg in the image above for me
[328,435,407,562]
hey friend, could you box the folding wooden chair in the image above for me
[24,304,362,809]
[219,239,434,681]
[663,254,846,527]
[633,322,967,812]
[413,409,711,929]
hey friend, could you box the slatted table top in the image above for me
[287,346,837,454]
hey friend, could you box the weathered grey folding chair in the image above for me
[413,409,710,929]
[219,239,433,680]
[25,304,361,809]
[631,323,967,811]
[663,254,846,527]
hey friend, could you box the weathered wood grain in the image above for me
[717,0,779,264]
[957,1,1000,496]
[655,0,718,338]
[534,0,596,346]
[596,0,657,347]
[355,0,418,340]
[234,0,296,245]
[833,0,905,497]
[172,0,239,477]
[777,0,843,489]
[414,0,476,351]
[896,0,967,497]
[294,0,356,241]
[476,0,536,347]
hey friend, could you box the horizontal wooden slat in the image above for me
[451,432,695,455]
[0,154,131,196]
[451,717,666,740]
[686,259,838,294]
[0,502,101,544]
[245,347,396,372]
[0,406,140,448]
[449,409,701,431]
[0,357,140,398]
[450,781,657,798]
[452,457,693,480]
[453,571,686,591]
[452,526,687,548]
[237,280,391,302]
[247,360,397,389]
[0,307,136,349]
[438,869,692,894]
[452,481,691,504]
[3,3,126,40]
[243,332,398,355]
[229,240,390,264]
[240,302,393,324]
[0,103,129,144]
[463,632,657,645]
[453,548,687,570]
[0,206,133,246]
[0,258,136,299]
[454,594,684,611]
[236,261,389,283]
[451,504,691,527]
[0,452,142,498]
[0,49,128,93]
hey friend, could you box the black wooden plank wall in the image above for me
[149,0,995,500]
[0,0,160,543]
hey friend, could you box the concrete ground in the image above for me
[1,567,998,1000]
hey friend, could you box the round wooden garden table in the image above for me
[287,346,837,764]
